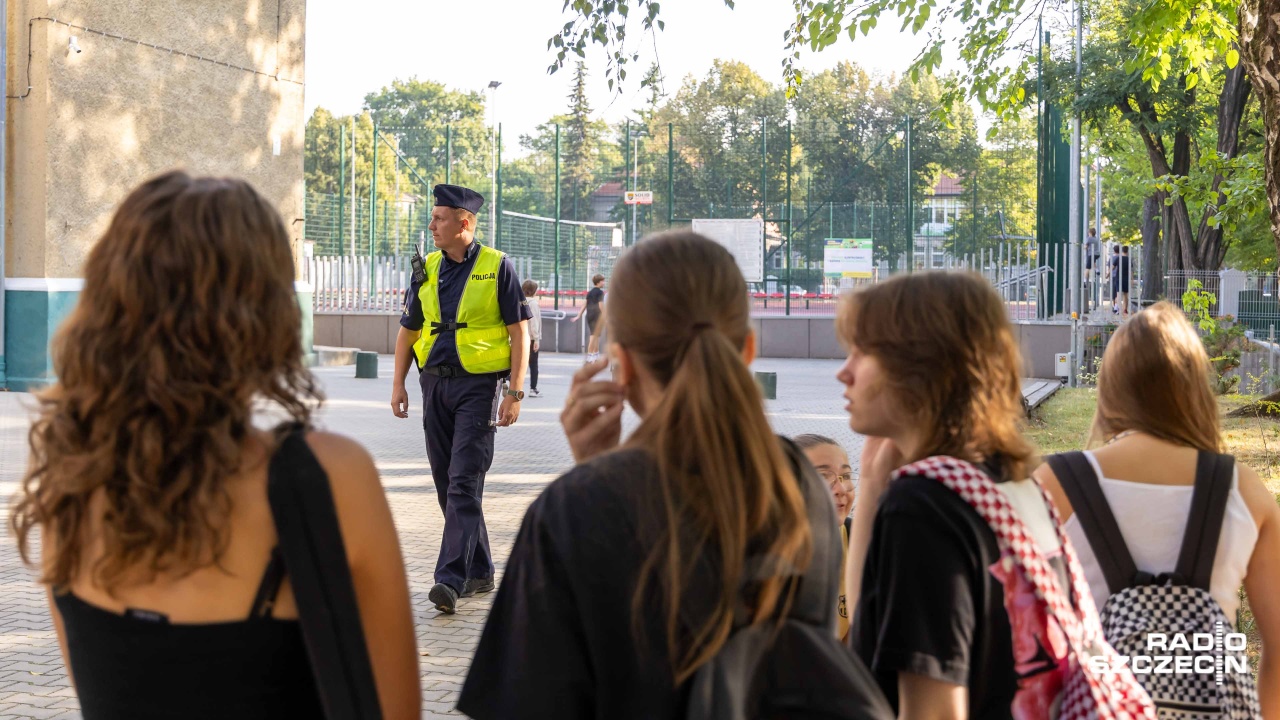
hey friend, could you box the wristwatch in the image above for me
[505,388,525,401]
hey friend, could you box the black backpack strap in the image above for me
[1175,452,1235,591]
[268,425,383,720]
[1045,451,1138,595]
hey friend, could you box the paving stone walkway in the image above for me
[0,353,862,719]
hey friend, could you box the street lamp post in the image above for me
[487,80,502,247]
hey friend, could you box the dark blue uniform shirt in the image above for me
[401,241,532,371]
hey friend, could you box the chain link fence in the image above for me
[302,118,1059,318]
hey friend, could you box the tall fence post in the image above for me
[625,119,632,245]
[339,128,346,255]
[370,122,378,290]
[785,121,793,316]
[905,115,913,273]
[496,123,503,251]
[971,172,978,259]
[554,124,561,311]
[667,123,674,227]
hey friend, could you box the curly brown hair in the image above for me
[836,271,1035,482]
[9,170,322,592]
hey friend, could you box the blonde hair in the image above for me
[1090,301,1221,451]
[611,231,811,682]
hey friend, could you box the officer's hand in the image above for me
[497,395,521,427]
[561,357,624,463]
[391,384,410,418]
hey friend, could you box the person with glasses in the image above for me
[794,434,857,641]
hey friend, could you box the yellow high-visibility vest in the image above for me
[412,245,512,374]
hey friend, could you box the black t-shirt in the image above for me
[851,474,1018,719]
[586,286,604,315]
[458,449,711,719]
[400,241,531,369]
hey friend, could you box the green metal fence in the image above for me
[303,116,1039,315]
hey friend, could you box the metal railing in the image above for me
[303,240,1086,321]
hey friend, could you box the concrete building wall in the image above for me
[4,0,308,389]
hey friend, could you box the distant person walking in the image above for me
[1117,245,1131,315]
[1084,228,1101,310]
[571,274,607,363]
[522,280,543,398]
[1107,245,1122,314]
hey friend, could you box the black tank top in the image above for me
[53,547,323,719]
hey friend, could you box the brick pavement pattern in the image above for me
[0,354,861,719]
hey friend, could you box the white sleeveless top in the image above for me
[1063,451,1259,622]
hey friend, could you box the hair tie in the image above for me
[690,322,714,333]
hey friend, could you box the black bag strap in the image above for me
[267,425,383,720]
[1046,451,1138,594]
[1174,452,1234,591]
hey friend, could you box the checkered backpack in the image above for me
[1046,451,1262,719]
[896,456,1156,720]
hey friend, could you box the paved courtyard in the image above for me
[0,353,863,719]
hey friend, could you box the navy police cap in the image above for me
[433,184,485,214]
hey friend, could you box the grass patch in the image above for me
[1027,387,1279,674]
[1025,387,1097,455]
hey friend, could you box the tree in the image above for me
[551,0,1280,271]
[304,109,403,202]
[362,77,491,193]
[564,62,600,220]
[1061,0,1255,274]
[1237,0,1280,265]
[304,107,343,196]
[643,60,792,221]
[950,112,1038,257]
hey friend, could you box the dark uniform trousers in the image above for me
[420,369,502,592]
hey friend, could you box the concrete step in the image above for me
[315,345,360,366]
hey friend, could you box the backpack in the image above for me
[1046,451,1262,719]
[898,455,1156,720]
[683,438,894,720]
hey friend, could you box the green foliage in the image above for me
[1154,151,1266,235]
[947,111,1036,256]
[547,0,719,93]
[792,63,980,207]
[1184,280,1252,394]
[1204,316,1249,394]
[1182,278,1218,331]
[304,110,405,201]
[552,0,1235,126]
[304,77,493,204]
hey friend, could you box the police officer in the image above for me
[391,184,531,614]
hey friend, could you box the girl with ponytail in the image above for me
[458,231,824,719]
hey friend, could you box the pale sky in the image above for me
[303,0,950,146]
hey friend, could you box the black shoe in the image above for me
[461,577,495,598]
[428,583,459,614]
